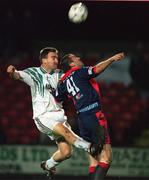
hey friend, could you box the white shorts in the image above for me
[34,110,69,140]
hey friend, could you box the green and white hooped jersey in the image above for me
[18,67,63,118]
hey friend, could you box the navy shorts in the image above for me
[78,110,111,145]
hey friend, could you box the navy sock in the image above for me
[89,166,96,180]
[93,162,109,180]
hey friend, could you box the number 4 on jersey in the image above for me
[66,77,79,96]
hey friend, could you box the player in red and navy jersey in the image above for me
[53,52,124,180]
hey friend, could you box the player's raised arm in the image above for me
[94,52,124,74]
[7,65,21,80]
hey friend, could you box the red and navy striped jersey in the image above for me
[57,66,102,113]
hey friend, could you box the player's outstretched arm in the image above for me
[7,65,21,80]
[94,52,124,74]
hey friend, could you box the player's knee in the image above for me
[62,148,72,159]
[103,156,113,165]
[99,152,113,165]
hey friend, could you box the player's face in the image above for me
[69,54,84,67]
[45,52,58,70]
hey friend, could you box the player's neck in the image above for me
[41,65,53,74]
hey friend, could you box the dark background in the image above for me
[0,0,149,43]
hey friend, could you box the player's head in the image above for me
[61,54,84,72]
[39,47,59,70]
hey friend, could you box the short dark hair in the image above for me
[39,47,58,63]
[61,54,73,72]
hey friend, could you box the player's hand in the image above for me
[7,65,18,79]
[110,52,125,62]
[7,65,16,74]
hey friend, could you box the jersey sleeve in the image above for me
[78,66,98,79]
[17,68,34,87]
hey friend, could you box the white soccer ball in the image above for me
[68,2,88,23]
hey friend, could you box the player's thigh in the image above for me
[53,123,76,142]
[98,144,112,164]
[53,123,76,140]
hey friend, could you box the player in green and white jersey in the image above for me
[7,47,100,178]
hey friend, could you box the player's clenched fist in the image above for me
[110,52,124,62]
[7,65,20,79]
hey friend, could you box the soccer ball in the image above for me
[68,2,88,23]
